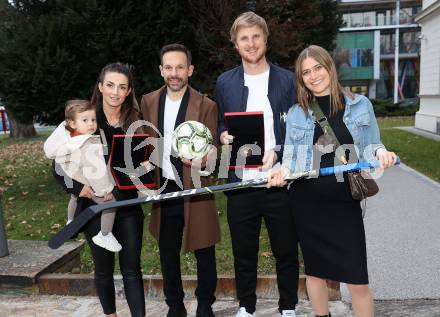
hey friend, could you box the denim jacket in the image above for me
[282,94,385,173]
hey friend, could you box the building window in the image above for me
[380,32,395,54]
[381,31,421,54]
[400,6,422,24]
[401,31,421,54]
[335,32,374,81]
[377,59,419,99]
[342,6,421,28]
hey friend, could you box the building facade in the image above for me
[415,0,440,134]
[336,0,421,101]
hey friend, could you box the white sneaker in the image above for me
[92,231,122,252]
[281,310,296,317]
[236,307,255,317]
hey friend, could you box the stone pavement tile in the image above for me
[211,299,353,317]
[0,294,123,317]
[395,126,440,142]
[2,295,440,317]
[0,295,354,317]
[374,299,440,317]
[0,240,83,286]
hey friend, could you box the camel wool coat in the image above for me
[140,85,220,252]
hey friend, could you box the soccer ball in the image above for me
[172,120,213,160]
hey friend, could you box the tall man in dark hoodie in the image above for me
[215,12,299,317]
[141,44,220,317]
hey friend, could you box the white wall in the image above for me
[418,11,440,95]
[423,0,437,9]
[415,0,440,134]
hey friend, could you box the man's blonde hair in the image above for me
[230,11,269,43]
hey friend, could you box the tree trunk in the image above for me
[7,112,36,138]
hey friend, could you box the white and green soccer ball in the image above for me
[172,120,213,160]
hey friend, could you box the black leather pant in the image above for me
[84,208,145,316]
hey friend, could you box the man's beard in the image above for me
[165,77,188,92]
[241,47,266,65]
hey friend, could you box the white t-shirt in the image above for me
[162,95,181,180]
[242,69,276,181]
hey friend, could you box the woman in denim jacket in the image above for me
[267,45,396,317]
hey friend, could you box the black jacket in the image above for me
[214,62,297,182]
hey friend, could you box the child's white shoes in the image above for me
[92,231,122,252]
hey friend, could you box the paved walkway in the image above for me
[395,126,440,142]
[1,295,440,316]
[341,163,440,301]
[0,296,353,317]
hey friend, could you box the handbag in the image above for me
[310,100,379,201]
[346,170,379,200]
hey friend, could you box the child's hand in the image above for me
[79,185,95,199]
[103,192,114,201]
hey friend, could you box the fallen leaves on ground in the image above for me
[0,142,45,161]
[0,141,48,190]
[50,223,61,230]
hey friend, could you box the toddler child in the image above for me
[44,100,122,252]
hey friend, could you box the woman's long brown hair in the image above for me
[295,45,353,116]
[90,62,141,132]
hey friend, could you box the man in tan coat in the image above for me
[140,44,220,317]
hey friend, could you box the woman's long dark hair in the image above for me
[91,62,140,132]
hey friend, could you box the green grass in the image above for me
[378,117,440,182]
[377,117,415,130]
[0,131,51,147]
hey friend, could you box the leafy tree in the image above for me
[187,0,343,92]
[0,0,195,137]
[0,0,100,137]
[95,0,194,94]
[259,0,343,69]
[187,0,247,93]
[0,0,342,137]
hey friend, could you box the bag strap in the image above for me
[310,99,346,162]
[99,128,108,147]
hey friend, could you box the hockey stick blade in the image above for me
[48,205,99,249]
